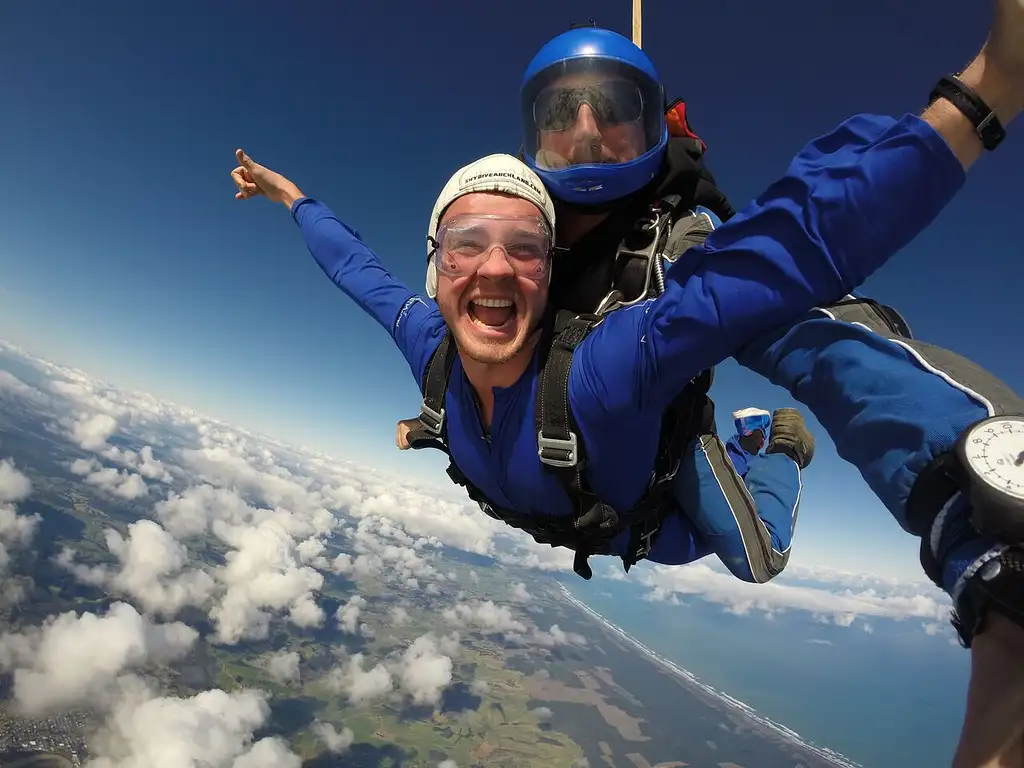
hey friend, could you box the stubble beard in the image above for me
[453,313,545,367]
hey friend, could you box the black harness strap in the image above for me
[406,330,456,450]
[534,310,621,579]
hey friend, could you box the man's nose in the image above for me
[475,245,515,279]
[571,102,601,139]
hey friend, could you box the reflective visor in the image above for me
[430,214,553,281]
[521,57,664,170]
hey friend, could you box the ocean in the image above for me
[562,576,970,768]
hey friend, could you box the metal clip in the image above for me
[537,430,579,468]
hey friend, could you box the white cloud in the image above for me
[328,653,393,706]
[264,650,300,684]
[396,632,457,706]
[85,675,299,768]
[510,582,532,603]
[83,465,150,499]
[311,720,354,754]
[337,595,367,635]
[209,520,326,644]
[0,370,51,406]
[56,520,215,618]
[631,559,951,627]
[69,411,119,451]
[442,600,527,634]
[0,602,197,716]
[0,460,32,503]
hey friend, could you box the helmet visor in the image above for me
[521,57,665,171]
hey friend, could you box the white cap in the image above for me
[425,153,556,299]
[732,408,772,421]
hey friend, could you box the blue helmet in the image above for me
[519,27,668,206]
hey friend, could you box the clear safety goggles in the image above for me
[429,214,553,281]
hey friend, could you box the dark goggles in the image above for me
[533,80,645,132]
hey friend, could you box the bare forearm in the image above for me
[952,612,1024,768]
[923,51,1022,171]
[278,183,304,209]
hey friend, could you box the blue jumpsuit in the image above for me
[285,111,999,600]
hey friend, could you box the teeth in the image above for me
[473,298,513,308]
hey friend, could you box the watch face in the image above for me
[963,417,1024,502]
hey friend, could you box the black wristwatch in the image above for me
[929,74,1007,151]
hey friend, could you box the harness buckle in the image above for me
[635,526,658,559]
[418,401,445,437]
[594,206,672,316]
[537,430,579,468]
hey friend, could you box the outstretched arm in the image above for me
[586,31,1022,414]
[230,149,445,384]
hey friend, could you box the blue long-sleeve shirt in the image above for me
[290,112,964,563]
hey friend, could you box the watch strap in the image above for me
[929,74,1007,151]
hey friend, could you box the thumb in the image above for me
[235,148,254,168]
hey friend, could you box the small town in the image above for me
[0,710,92,766]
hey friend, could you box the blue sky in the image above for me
[0,0,1020,580]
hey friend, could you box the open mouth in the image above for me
[468,298,516,330]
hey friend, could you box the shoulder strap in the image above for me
[406,330,457,453]
[534,310,601,481]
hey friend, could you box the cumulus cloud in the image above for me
[633,559,951,627]
[510,582,532,603]
[323,630,459,709]
[102,444,174,484]
[0,602,197,716]
[396,633,458,706]
[0,459,32,503]
[264,650,301,684]
[0,370,51,406]
[311,720,354,754]
[69,412,119,451]
[209,520,326,644]
[0,460,42,602]
[80,464,150,500]
[337,595,367,635]
[85,675,299,768]
[328,653,393,706]
[442,600,527,635]
[57,520,215,618]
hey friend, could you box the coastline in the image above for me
[554,582,862,768]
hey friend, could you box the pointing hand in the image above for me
[230,149,304,208]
